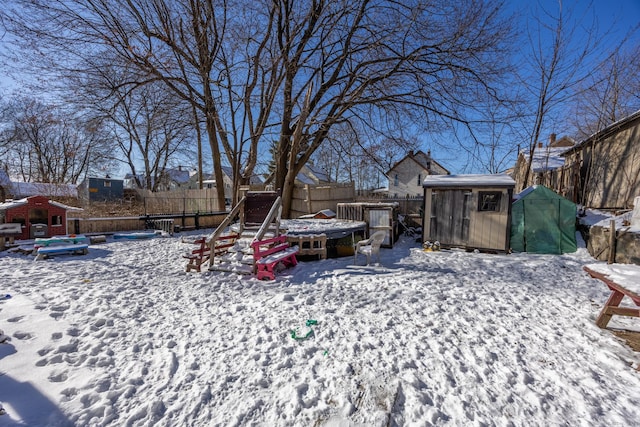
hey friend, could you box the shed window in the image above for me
[417,174,422,186]
[478,191,502,212]
[52,215,62,226]
[394,174,399,187]
[103,180,111,188]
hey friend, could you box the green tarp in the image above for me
[511,185,577,254]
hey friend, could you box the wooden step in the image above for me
[208,261,253,275]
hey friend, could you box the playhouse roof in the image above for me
[0,196,83,212]
[423,174,515,188]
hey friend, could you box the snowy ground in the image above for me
[1,231,640,426]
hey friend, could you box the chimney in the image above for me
[549,133,556,146]
[427,149,431,158]
[538,142,543,148]
[409,150,414,156]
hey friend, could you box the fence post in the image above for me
[305,184,313,214]
[608,219,616,264]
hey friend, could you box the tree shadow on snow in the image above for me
[0,374,73,427]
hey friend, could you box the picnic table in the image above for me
[584,263,640,329]
[0,223,22,250]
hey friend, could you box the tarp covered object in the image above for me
[511,185,577,254]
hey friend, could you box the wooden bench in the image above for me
[184,237,211,272]
[35,244,89,261]
[211,233,239,257]
[251,235,299,280]
[286,234,327,260]
[584,266,640,329]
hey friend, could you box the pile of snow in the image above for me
[1,232,640,426]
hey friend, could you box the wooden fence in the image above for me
[137,188,222,215]
[67,212,227,235]
[355,196,424,215]
[289,183,356,218]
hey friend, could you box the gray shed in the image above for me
[423,174,515,252]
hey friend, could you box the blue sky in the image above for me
[424,0,640,174]
[1,1,639,178]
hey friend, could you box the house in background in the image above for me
[512,110,640,210]
[386,150,449,198]
[561,110,640,209]
[189,166,264,199]
[511,134,575,194]
[296,164,332,185]
[124,166,191,191]
[78,176,124,201]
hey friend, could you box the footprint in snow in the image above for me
[13,331,32,340]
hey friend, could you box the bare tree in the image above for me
[0,97,112,183]
[571,44,640,140]
[1,0,513,216]
[269,0,513,215]
[518,1,608,189]
[85,78,194,192]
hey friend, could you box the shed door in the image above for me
[430,190,471,246]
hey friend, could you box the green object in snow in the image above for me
[290,320,318,341]
[290,328,314,340]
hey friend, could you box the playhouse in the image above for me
[0,196,82,240]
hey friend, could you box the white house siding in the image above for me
[388,153,448,198]
[390,159,428,198]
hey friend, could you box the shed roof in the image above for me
[423,174,515,188]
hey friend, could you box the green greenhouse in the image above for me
[510,185,577,254]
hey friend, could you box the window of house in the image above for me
[12,217,25,227]
[51,215,62,226]
[394,174,399,187]
[417,174,422,186]
[103,180,111,188]
[478,191,502,212]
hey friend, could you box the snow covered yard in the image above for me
[1,233,640,426]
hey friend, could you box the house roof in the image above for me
[0,196,83,212]
[520,146,573,173]
[125,168,192,187]
[563,109,640,156]
[296,164,332,185]
[423,174,515,188]
[9,182,78,198]
[166,168,190,184]
[387,150,450,175]
[201,167,264,185]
